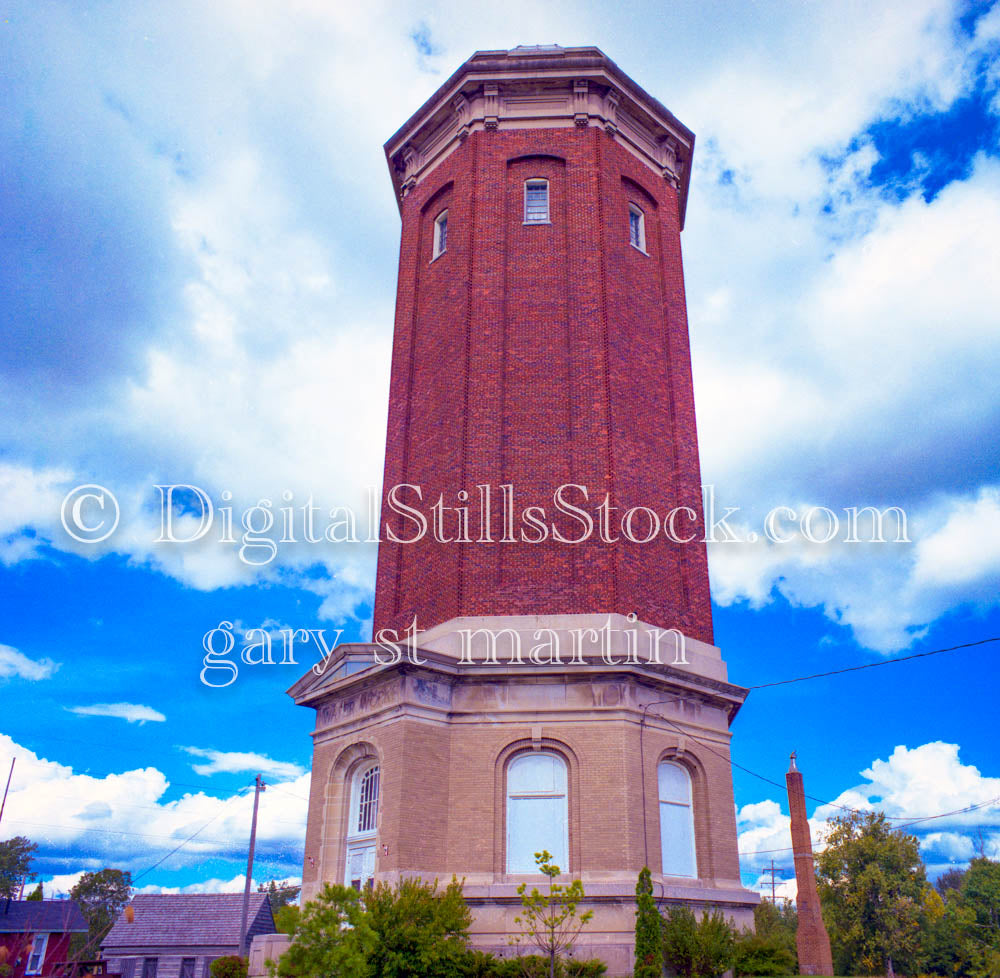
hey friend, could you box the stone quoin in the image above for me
[290,45,759,976]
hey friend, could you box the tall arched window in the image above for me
[345,761,379,889]
[506,751,568,873]
[658,760,696,877]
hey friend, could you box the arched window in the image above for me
[345,762,379,889]
[506,751,568,873]
[658,760,696,877]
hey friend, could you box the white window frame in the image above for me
[432,209,448,259]
[506,751,568,874]
[345,761,379,890]
[523,178,550,224]
[26,933,49,975]
[658,760,697,878]
[628,203,647,254]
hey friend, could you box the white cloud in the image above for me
[739,742,1000,885]
[0,644,60,681]
[0,733,308,879]
[181,747,306,781]
[1,1,998,651]
[66,703,167,724]
[913,488,1000,588]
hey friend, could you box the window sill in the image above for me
[629,242,649,256]
[523,220,552,226]
[430,249,447,263]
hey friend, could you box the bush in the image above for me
[210,957,248,978]
[733,902,797,977]
[661,906,735,978]
[365,877,472,978]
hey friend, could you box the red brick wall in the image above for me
[374,126,713,644]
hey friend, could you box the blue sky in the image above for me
[1,0,999,901]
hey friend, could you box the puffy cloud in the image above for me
[180,747,306,781]
[739,741,1000,884]
[1,0,999,649]
[66,703,167,724]
[0,644,60,681]
[0,733,307,880]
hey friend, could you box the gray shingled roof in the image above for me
[102,894,275,950]
[0,899,88,933]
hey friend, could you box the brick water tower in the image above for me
[291,45,758,976]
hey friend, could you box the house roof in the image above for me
[102,894,275,950]
[0,899,88,933]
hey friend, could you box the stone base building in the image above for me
[291,615,757,974]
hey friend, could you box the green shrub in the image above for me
[209,957,248,978]
[661,906,735,978]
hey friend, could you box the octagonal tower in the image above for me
[291,46,758,976]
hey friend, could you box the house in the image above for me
[0,899,89,978]
[101,894,275,978]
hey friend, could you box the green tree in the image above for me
[733,902,797,977]
[365,876,472,978]
[272,904,300,937]
[273,883,375,978]
[210,956,248,978]
[512,851,594,978]
[634,868,660,978]
[958,857,1000,977]
[70,869,133,957]
[26,882,43,901]
[816,810,926,976]
[258,879,301,912]
[0,836,37,899]
[661,906,734,978]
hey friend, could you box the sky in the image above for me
[1,0,999,902]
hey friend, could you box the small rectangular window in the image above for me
[26,934,48,975]
[629,204,646,253]
[433,209,448,259]
[524,179,549,224]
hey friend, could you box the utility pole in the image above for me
[0,757,14,827]
[761,858,788,904]
[238,775,266,958]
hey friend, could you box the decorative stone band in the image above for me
[383,46,694,223]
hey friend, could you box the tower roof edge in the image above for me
[383,44,696,227]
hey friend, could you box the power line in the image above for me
[748,636,999,690]
[737,795,1000,858]
[130,782,255,885]
[643,704,1000,823]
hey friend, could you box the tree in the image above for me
[512,851,594,978]
[661,906,734,978]
[272,904,300,937]
[272,883,374,978]
[26,882,43,901]
[365,876,472,978]
[258,879,301,912]
[935,867,967,897]
[70,869,133,958]
[816,810,926,976]
[210,957,248,978]
[733,902,797,977]
[0,836,37,899]
[634,868,660,978]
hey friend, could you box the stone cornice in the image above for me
[289,646,749,732]
[384,45,695,228]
